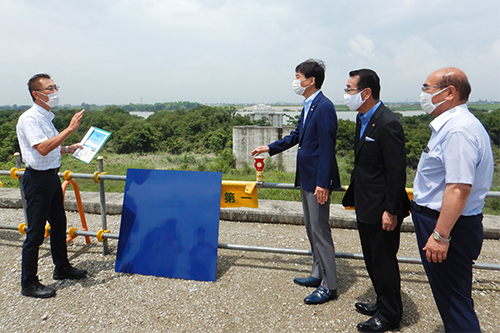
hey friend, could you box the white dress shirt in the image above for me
[16,103,61,170]
[302,90,321,125]
[413,104,494,215]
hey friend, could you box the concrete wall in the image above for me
[248,113,284,127]
[233,126,297,173]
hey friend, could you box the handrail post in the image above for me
[14,153,28,224]
[98,156,110,255]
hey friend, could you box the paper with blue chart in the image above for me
[115,169,222,282]
[72,126,111,164]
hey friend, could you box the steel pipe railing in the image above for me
[3,169,500,199]
[97,157,110,254]
[1,222,498,271]
[218,242,500,271]
[1,153,499,271]
[260,182,500,198]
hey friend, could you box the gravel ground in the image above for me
[0,208,498,333]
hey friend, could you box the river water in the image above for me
[279,110,424,122]
[130,110,425,121]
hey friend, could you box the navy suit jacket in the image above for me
[342,102,410,224]
[268,91,340,193]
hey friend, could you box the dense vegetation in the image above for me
[0,103,499,213]
[2,103,500,169]
[0,104,254,160]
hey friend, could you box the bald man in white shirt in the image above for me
[412,67,493,333]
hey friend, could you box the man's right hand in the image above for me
[34,109,85,156]
[251,145,270,156]
[68,109,85,132]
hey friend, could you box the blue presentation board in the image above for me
[115,169,222,282]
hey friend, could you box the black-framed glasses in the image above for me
[421,85,447,93]
[344,87,362,93]
[37,85,60,92]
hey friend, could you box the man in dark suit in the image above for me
[342,69,410,332]
[251,59,340,305]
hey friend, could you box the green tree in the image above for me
[336,119,356,156]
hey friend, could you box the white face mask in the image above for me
[292,79,309,96]
[343,89,366,111]
[38,91,60,108]
[419,88,447,114]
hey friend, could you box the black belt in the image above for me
[27,167,60,175]
[411,200,440,218]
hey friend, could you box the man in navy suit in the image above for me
[342,69,409,332]
[251,59,340,305]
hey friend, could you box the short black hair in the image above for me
[295,59,326,89]
[27,73,51,102]
[348,69,380,100]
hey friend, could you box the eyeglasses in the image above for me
[421,85,447,93]
[37,85,60,92]
[344,87,362,93]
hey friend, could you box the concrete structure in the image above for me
[237,104,285,127]
[232,126,297,172]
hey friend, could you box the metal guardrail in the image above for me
[259,182,500,198]
[0,223,498,270]
[0,153,498,271]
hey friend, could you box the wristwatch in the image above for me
[433,230,451,243]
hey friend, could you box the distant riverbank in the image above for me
[275,110,425,122]
[131,110,425,121]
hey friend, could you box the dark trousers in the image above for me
[357,220,402,325]
[21,168,69,287]
[300,187,337,291]
[412,209,483,333]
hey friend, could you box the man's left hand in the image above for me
[381,211,397,231]
[423,235,450,263]
[68,143,84,154]
[314,186,329,205]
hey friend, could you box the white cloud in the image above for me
[348,34,376,59]
[0,0,498,105]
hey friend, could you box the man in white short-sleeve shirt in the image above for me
[412,67,493,333]
[16,73,87,299]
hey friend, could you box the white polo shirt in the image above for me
[16,103,61,170]
[413,104,494,216]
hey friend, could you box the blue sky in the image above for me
[1,0,499,106]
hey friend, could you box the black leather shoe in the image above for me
[357,316,399,332]
[294,276,321,288]
[355,302,378,316]
[304,286,337,304]
[21,281,56,298]
[53,265,87,280]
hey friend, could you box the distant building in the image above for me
[237,104,284,127]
